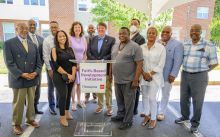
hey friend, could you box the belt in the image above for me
[183,70,207,74]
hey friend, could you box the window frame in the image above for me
[197,7,209,19]
[2,22,15,41]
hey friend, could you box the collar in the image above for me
[17,35,27,43]
[98,35,105,40]
[29,32,36,36]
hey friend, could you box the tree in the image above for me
[210,0,220,45]
[91,0,172,32]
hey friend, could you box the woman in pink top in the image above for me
[69,21,87,110]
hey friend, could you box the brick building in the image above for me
[172,0,215,41]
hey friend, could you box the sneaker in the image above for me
[190,126,198,133]
[175,117,189,124]
[106,109,113,116]
[111,116,124,122]
[49,107,57,115]
[72,102,77,111]
[95,107,103,113]
[119,122,132,130]
[157,114,165,121]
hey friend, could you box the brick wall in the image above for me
[49,0,75,34]
[172,0,215,41]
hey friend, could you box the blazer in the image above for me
[87,35,115,60]
[3,36,42,88]
[131,32,145,46]
[162,38,184,81]
[27,34,44,64]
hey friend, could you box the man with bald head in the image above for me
[3,23,41,135]
[27,19,44,114]
[175,24,218,133]
[157,26,183,121]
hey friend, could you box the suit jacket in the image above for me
[27,34,44,64]
[162,38,184,81]
[87,35,115,75]
[131,32,145,45]
[87,35,115,60]
[3,36,42,88]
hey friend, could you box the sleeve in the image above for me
[170,42,184,77]
[134,46,143,61]
[152,46,166,73]
[43,38,52,70]
[103,37,116,60]
[208,43,218,65]
[3,41,23,79]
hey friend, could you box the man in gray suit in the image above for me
[3,23,42,135]
[157,26,183,121]
[27,19,44,114]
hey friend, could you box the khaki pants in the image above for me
[12,86,36,125]
[97,76,112,110]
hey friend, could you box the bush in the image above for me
[0,41,3,50]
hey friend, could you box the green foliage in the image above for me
[210,0,220,44]
[91,0,172,32]
[0,41,3,50]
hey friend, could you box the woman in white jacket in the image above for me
[140,26,166,129]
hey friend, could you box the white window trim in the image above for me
[197,7,209,19]
[2,22,15,41]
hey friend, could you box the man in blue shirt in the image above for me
[175,24,218,133]
[157,26,183,121]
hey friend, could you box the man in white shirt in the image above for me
[43,21,59,115]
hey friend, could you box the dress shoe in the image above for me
[60,116,68,127]
[148,120,157,129]
[25,120,40,128]
[119,122,132,130]
[13,125,23,135]
[35,107,44,114]
[49,107,57,115]
[157,114,165,121]
[111,116,124,122]
[140,113,146,117]
[142,115,150,126]
[175,117,189,124]
[65,110,73,120]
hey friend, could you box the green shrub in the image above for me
[0,41,3,50]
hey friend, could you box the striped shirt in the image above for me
[183,39,218,73]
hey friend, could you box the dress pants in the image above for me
[180,71,208,127]
[115,82,136,123]
[34,73,42,106]
[141,81,159,120]
[97,76,112,110]
[133,87,140,114]
[158,81,172,115]
[12,86,36,125]
[53,72,73,116]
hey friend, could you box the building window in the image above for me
[2,23,15,41]
[41,24,50,38]
[24,0,45,6]
[197,7,209,19]
[77,0,94,12]
[0,0,13,4]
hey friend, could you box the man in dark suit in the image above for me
[3,23,42,135]
[130,18,146,116]
[27,19,44,114]
[87,22,115,116]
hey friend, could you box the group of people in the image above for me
[3,17,218,135]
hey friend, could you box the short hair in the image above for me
[131,18,140,25]
[97,22,107,29]
[120,27,130,35]
[147,26,158,36]
[50,21,58,24]
[54,30,69,49]
[69,21,84,37]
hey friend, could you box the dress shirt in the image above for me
[43,35,55,70]
[98,35,105,53]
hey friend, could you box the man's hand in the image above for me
[29,72,38,80]
[21,73,32,80]
[48,70,53,78]
[168,75,175,83]
[131,80,139,89]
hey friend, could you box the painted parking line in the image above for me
[167,104,204,137]
[20,104,48,137]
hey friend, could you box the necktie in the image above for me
[32,34,38,47]
[22,39,28,52]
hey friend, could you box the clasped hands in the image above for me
[143,72,152,82]
[21,72,38,80]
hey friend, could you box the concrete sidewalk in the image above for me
[0,70,220,87]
